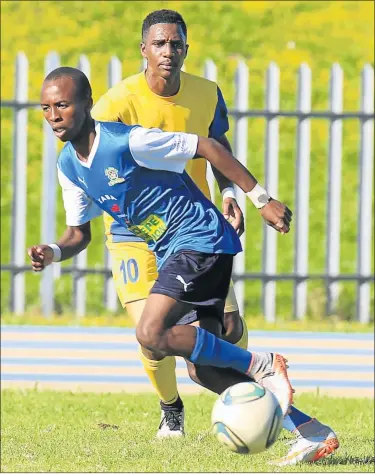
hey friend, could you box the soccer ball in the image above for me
[211,382,283,455]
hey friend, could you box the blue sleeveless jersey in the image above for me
[57,121,242,269]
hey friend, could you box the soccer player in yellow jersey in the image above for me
[92,10,248,436]
[92,10,339,465]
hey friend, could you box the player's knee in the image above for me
[222,310,243,344]
[136,320,169,355]
[136,322,160,352]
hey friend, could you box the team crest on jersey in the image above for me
[105,167,125,186]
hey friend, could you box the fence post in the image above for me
[10,52,28,314]
[40,52,60,318]
[293,63,312,320]
[203,59,217,205]
[103,56,123,312]
[356,64,374,323]
[71,55,91,319]
[232,60,249,317]
[262,62,280,322]
[326,63,343,315]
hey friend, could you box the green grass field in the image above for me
[1,390,374,472]
[1,1,374,320]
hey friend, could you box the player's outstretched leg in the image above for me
[126,299,184,439]
[186,315,252,392]
[271,407,339,466]
[186,314,250,392]
[136,293,294,416]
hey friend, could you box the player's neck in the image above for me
[71,118,96,162]
[145,68,181,97]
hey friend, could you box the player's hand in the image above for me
[260,199,293,234]
[27,245,54,272]
[223,197,245,237]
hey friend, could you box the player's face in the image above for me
[40,77,90,142]
[141,23,188,78]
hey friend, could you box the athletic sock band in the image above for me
[283,406,313,432]
[160,395,183,412]
[188,326,252,374]
[246,183,271,209]
[48,243,62,262]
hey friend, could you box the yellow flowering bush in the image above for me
[1,1,373,319]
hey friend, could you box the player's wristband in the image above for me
[246,184,271,209]
[48,243,62,262]
[221,187,236,200]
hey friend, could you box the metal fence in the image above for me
[1,52,374,322]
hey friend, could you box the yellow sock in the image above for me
[139,349,179,404]
[235,317,249,349]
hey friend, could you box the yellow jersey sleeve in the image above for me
[92,90,120,122]
[92,83,134,124]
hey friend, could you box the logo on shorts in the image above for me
[176,275,193,292]
[105,167,125,186]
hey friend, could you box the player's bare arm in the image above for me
[210,135,234,193]
[211,134,245,236]
[196,136,292,234]
[28,222,91,271]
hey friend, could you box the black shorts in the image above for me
[150,250,234,323]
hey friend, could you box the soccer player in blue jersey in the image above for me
[29,67,339,465]
[91,9,249,439]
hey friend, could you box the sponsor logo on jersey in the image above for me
[128,214,167,243]
[99,194,117,204]
[105,167,125,186]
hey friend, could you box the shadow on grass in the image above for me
[322,455,375,466]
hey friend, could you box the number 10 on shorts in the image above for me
[120,258,139,284]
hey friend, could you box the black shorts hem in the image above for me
[150,285,223,307]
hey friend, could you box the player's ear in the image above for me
[140,42,147,58]
[184,44,189,59]
[87,97,93,111]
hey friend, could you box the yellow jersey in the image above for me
[92,70,229,241]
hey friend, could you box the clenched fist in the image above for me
[260,199,293,234]
[27,245,54,272]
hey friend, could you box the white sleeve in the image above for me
[128,127,199,173]
[57,167,103,226]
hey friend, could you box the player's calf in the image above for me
[222,310,244,344]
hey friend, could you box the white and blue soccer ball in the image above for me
[211,382,283,454]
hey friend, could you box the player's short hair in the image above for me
[43,67,92,101]
[142,9,187,42]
